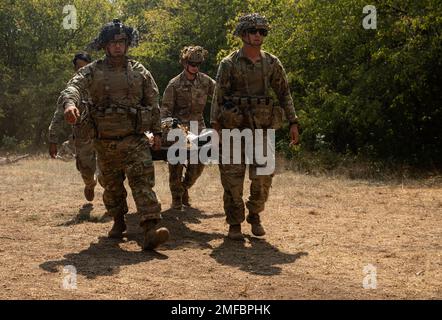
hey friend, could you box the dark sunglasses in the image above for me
[246,28,268,36]
[188,61,201,67]
[109,39,127,46]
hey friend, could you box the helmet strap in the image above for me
[185,64,198,79]
[242,33,261,48]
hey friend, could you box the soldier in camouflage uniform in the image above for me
[60,19,169,250]
[211,13,300,240]
[161,46,215,210]
[58,137,75,159]
[49,52,99,201]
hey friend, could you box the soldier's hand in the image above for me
[152,135,162,151]
[49,143,58,159]
[64,104,80,125]
[289,124,299,146]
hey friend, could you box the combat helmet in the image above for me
[87,19,139,51]
[233,13,270,36]
[179,46,208,65]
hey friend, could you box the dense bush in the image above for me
[0,0,440,166]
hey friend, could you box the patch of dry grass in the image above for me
[0,156,440,299]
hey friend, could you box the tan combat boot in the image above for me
[182,189,191,207]
[246,214,266,236]
[108,215,126,238]
[228,224,244,241]
[142,220,170,250]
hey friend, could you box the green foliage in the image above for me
[0,0,117,146]
[0,0,440,166]
[256,0,442,166]
[0,135,18,150]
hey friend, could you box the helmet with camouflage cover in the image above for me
[233,13,270,37]
[87,19,139,51]
[179,46,208,65]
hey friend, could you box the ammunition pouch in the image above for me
[251,101,273,129]
[136,105,154,134]
[92,103,137,139]
[220,96,284,129]
[218,98,244,129]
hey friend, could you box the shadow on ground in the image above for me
[58,203,111,226]
[41,211,169,279]
[41,206,306,279]
[210,236,308,276]
[163,205,308,276]
[159,207,225,250]
[39,206,222,279]
[39,234,168,279]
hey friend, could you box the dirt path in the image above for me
[0,158,440,299]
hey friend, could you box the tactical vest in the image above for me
[219,51,284,130]
[88,60,154,139]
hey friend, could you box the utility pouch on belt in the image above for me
[249,97,284,130]
[221,96,285,130]
[250,97,273,129]
[218,97,244,129]
[136,105,153,134]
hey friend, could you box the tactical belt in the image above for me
[95,105,138,116]
[226,96,273,107]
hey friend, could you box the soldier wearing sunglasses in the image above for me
[60,19,169,250]
[161,46,216,210]
[211,13,300,240]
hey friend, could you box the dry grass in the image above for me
[0,155,441,299]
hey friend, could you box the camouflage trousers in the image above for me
[74,136,98,188]
[218,131,274,225]
[168,163,205,200]
[93,135,161,224]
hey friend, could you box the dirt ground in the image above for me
[0,156,440,299]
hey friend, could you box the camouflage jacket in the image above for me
[161,71,215,130]
[58,56,161,137]
[48,88,89,144]
[48,99,66,144]
[210,48,297,126]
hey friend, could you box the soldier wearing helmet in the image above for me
[49,52,100,202]
[60,19,169,250]
[161,46,215,210]
[211,13,300,240]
